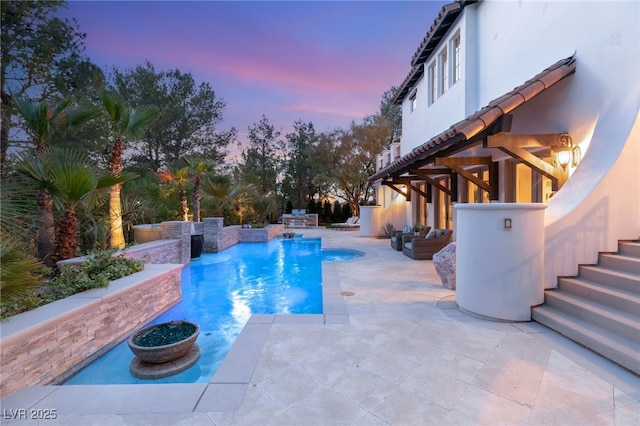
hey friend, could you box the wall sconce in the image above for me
[400,185,407,194]
[555,134,581,170]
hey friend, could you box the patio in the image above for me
[2,228,638,425]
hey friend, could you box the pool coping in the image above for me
[1,250,358,415]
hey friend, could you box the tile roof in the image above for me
[393,1,477,104]
[370,55,576,182]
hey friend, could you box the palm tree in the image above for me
[202,174,232,217]
[100,91,158,249]
[182,157,210,222]
[158,167,190,221]
[15,148,135,261]
[11,95,98,265]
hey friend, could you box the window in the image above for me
[428,63,436,105]
[410,90,418,112]
[453,33,461,83]
[439,49,448,95]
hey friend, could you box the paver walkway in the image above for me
[2,229,638,425]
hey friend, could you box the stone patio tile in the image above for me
[271,387,366,426]
[471,333,550,405]
[400,364,468,410]
[443,386,532,425]
[205,385,286,425]
[329,365,397,409]
[29,384,207,415]
[292,346,355,385]
[358,348,421,385]
[256,366,322,408]
[613,388,640,426]
[122,412,214,425]
[419,347,484,383]
[368,386,450,426]
[0,385,58,411]
[529,380,615,425]
[194,383,248,412]
[211,323,270,384]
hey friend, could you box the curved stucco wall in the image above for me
[473,1,640,287]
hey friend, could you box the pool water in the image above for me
[66,238,332,385]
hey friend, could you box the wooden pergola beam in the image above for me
[435,157,497,198]
[486,133,568,190]
[410,169,454,197]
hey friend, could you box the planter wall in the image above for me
[203,217,284,252]
[0,264,183,397]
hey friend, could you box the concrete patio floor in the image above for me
[2,228,639,425]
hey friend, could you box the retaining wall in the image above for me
[0,264,183,398]
[203,217,284,252]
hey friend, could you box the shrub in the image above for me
[379,222,396,239]
[1,248,144,319]
[0,237,49,320]
[43,249,144,302]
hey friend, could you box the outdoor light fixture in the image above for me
[555,133,580,170]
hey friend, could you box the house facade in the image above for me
[369,0,639,289]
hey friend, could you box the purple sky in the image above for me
[60,1,446,152]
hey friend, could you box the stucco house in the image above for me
[367,0,639,374]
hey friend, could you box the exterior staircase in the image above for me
[532,239,640,375]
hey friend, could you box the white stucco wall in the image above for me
[396,0,639,288]
[472,0,640,286]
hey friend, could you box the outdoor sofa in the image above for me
[402,229,453,260]
[391,226,431,251]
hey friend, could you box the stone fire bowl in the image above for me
[128,320,200,364]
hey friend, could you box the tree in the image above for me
[112,62,235,169]
[10,94,98,265]
[379,86,402,145]
[326,114,391,216]
[158,167,190,221]
[1,0,87,169]
[202,174,232,217]
[99,90,158,249]
[282,120,317,208]
[183,157,210,222]
[239,115,281,196]
[16,148,134,261]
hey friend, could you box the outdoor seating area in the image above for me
[402,228,453,260]
[390,226,431,251]
[331,216,360,231]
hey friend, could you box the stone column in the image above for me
[203,217,224,253]
[161,221,192,264]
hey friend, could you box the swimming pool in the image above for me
[65,238,361,385]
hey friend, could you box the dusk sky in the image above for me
[60,1,447,154]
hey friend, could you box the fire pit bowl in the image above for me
[128,320,199,364]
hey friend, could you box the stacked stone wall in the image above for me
[0,264,182,397]
[125,239,181,263]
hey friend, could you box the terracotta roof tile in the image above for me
[370,55,576,182]
[518,80,546,101]
[496,92,526,114]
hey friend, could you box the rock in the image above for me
[433,242,456,290]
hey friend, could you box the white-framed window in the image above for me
[452,33,461,83]
[410,90,418,112]
[428,62,436,105]
[439,49,448,95]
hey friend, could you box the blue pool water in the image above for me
[65,238,352,385]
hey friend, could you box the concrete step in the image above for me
[578,265,640,294]
[557,277,640,316]
[543,290,639,343]
[531,305,640,375]
[618,240,640,257]
[598,253,640,275]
